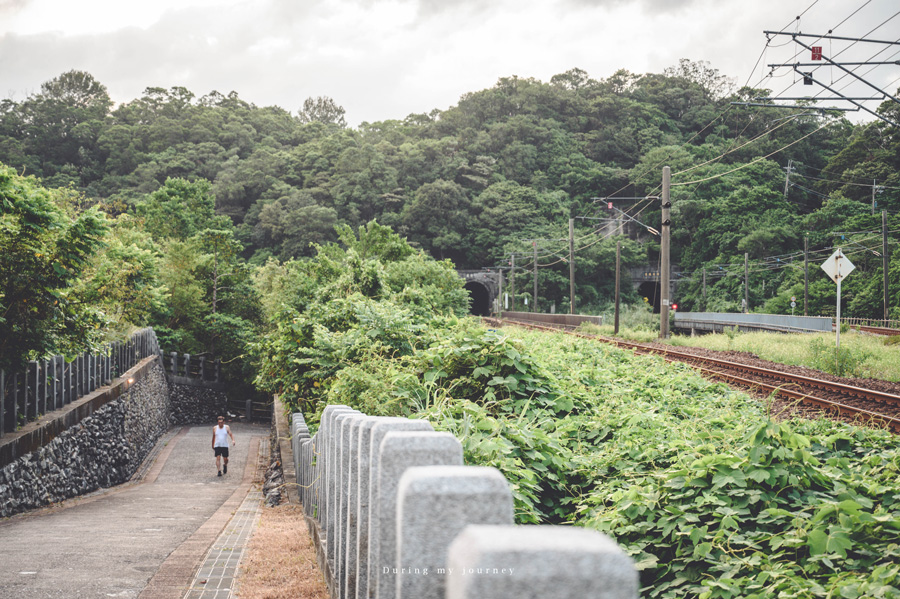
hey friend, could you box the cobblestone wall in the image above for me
[168,381,227,425]
[0,360,170,518]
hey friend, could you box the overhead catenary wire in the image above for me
[671,121,831,186]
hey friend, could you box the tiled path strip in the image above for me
[139,436,267,599]
[182,488,265,599]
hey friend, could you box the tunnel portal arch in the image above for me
[465,281,492,316]
[457,270,501,316]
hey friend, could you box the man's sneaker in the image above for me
[218,471,222,477]
[223,464,227,475]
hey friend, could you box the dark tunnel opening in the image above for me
[638,281,661,314]
[465,281,492,316]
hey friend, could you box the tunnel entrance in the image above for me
[638,281,661,314]
[465,281,492,316]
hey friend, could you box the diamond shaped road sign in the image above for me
[821,248,855,284]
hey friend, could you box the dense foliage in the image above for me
[250,221,469,413]
[256,265,900,597]
[2,65,897,319]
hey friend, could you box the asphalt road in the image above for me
[0,422,269,599]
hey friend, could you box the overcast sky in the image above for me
[1,0,898,126]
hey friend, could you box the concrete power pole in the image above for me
[873,179,877,215]
[569,218,575,314]
[885,210,890,320]
[660,166,671,339]
[615,240,621,334]
[510,254,515,312]
[497,268,504,315]
[702,268,707,304]
[744,253,750,313]
[783,159,793,200]
[804,235,809,316]
[533,241,538,313]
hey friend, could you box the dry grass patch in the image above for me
[236,504,329,599]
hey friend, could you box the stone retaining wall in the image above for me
[291,405,639,599]
[168,380,228,425]
[0,358,170,518]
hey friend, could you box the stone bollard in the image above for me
[319,405,354,530]
[310,433,322,519]
[356,418,433,599]
[445,525,639,599]
[341,416,386,599]
[291,413,309,489]
[372,431,463,599]
[395,466,514,599]
[328,409,360,570]
[317,405,352,528]
[335,413,369,599]
[299,438,313,514]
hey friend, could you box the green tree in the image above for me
[0,165,109,370]
[70,214,167,331]
[137,177,230,241]
[402,179,471,262]
[298,96,347,127]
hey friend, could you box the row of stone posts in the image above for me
[291,405,639,599]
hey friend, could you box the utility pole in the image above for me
[804,235,809,316]
[744,253,750,313]
[510,254,516,312]
[497,268,504,315]
[569,218,575,314]
[660,166,671,339]
[533,241,538,313]
[873,179,877,215]
[783,159,793,200]
[884,210,890,320]
[702,268,707,303]
[615,240,621,334]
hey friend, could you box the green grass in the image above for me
[664,329,900,381]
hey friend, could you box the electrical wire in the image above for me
[671,121,831,186]
[791,169,900,190]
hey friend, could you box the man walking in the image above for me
[212,416,235,477]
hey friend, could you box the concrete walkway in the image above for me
[0,422,269,599]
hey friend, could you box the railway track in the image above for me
[855,325,900,337]
[485,317,900,433]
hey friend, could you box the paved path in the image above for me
[0,422,269,599]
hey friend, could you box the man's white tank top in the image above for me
[214,425,229,447]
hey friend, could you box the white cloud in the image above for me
[0,0,897,125]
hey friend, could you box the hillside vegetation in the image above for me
[2,63,898,334]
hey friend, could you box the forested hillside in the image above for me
[1,62,898,372]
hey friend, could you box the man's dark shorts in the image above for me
[214,447,229,458]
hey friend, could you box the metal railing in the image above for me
[0,328,160,437]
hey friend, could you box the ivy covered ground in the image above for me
[265,315,899,597]
[252,225,900,598]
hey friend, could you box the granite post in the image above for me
[445,525,639,599]
[361,419,434,599]
[395,466,514,599]
[372,431,463,599]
